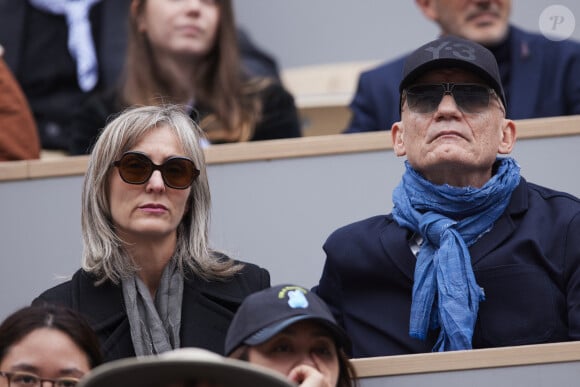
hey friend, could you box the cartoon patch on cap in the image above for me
[278,286,309,309]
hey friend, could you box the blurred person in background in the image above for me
[67,0,300,154]
[346,0,580,133]
[0,0,287,153]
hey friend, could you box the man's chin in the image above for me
[462,25,509,47]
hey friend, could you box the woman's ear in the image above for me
[131,0,147,33]
[391,121,407,157]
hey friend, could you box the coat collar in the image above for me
[73,268,250,356]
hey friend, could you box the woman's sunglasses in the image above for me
[113,151,200,190]
[404,83,497,114]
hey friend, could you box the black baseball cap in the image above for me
[399,35,507,108]
[225,284,351,356]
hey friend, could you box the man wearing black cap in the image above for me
[315,36,580,358]
[225,284,357,387]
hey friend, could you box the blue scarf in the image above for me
[392,158,521,351]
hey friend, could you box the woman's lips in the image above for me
[139,204,168,214]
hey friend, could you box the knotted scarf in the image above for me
[392,157,521,351]
[28,0,102,91]
[122,257,183,356]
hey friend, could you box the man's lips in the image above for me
[431,130,466,142]
[466,11,500,24]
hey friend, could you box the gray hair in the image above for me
[81,105,242,284]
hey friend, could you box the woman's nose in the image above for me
[146,170,166,191]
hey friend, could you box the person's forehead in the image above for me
[412,67,488,85]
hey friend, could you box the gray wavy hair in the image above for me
[81,105,241,284]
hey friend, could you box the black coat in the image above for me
[315,179,580,357]
[32,262,270,362]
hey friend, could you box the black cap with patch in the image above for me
[400,35,507,108]
[225,284,351,356]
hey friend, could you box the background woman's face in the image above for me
[138,0,220,58]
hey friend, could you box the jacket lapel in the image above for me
[508,27,543,119]
[72,271,134,360]
[180,276,248,355]
[379,217,416,281]
[470,179,528,265]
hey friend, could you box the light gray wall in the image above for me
[233,0,580,69]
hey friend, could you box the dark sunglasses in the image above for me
[113,151,200,190]
[404,83,497,114]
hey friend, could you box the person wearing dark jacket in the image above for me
[0,0,288,152]
[346,0,580,133]
[316,36,580,358]
[34,105,270,362]
[67,0,300,155]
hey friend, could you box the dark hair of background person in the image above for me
[0,304,103,368]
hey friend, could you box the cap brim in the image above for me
[78,350,294,387]
[244,315,352,353]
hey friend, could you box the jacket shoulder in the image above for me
[31,269,85,307]
[189,255,270,303]
[359,55,407,82]
[326,214,392,244]
[526,181,580,205]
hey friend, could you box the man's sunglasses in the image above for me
[404,83,497,114]
[113,151,200,190]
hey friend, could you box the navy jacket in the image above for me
[33,262,270,362]
[314,178,580,358]
[345,26,580,133]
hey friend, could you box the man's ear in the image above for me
[391,121,407,157]
[498,118,517,154]
[415,0,438,21]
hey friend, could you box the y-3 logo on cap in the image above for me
[425,41,477,61]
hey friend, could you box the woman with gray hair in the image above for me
[33,104,270,362]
